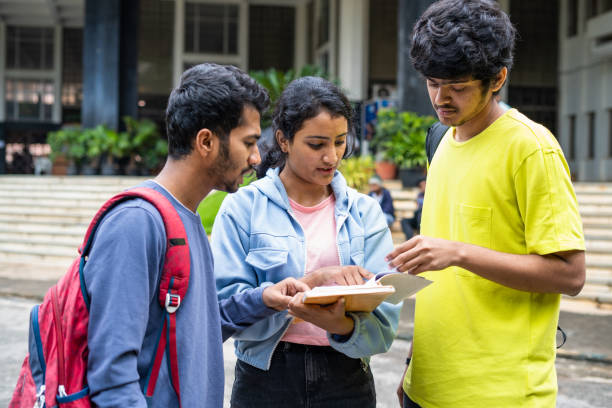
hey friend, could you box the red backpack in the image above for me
[9,187,191,408]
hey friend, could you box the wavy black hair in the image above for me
[256,76,355,178]
[165,63,269,159]
[410,0,516,92]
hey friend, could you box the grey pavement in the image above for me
[1,293,611,407]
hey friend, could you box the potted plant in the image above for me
[47,127,89,175]
[338,155,376,192]
[371,108,436,187]
[123,116,166,175]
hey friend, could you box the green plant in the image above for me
[124,116,167,172]
[196,173,256,234]
[250,65,334,128]
[371,109,436,169]
[47,127,88,165]
[339,155,375,192]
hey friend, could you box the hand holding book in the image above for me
[302,268,432,312]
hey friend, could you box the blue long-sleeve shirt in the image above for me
[82,181,275,407]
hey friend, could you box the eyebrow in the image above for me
[305,133,348,140]
[243,134,261,141]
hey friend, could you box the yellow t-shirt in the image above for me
[403,109,585,408]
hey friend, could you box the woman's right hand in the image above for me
[301,265,373,287]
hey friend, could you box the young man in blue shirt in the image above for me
[83,63,309,407]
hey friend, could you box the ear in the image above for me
[194,128,216,158]
[275,130,289,153]
[492,67,508,93]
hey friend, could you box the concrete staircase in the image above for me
[385,179,612,306]
[0,175,611,306]
[0,176,147,283]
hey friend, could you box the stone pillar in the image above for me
[397,0,435,115]
[82,0,139,130]
[338,0,369,101]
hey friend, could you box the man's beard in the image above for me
[209,141,251,193]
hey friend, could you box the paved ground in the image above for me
[1,295,611,407]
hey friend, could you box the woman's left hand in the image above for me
[287,293,354,336]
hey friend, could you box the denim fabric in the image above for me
[213,168,401,370]
[403,391,422,408]
[230,342,376,408]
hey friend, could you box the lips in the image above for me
[436,108,456,117]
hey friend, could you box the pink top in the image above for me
[282,193,340,346]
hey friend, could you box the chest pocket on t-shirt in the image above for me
[453,203,492,249]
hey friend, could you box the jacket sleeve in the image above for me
[212,198,291,342]
[218,286,277,341]
[328,196,401,358]
[84,205,165,408]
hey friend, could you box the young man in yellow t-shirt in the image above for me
[386,1,586,407]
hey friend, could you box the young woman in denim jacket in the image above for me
[211,77,401,407]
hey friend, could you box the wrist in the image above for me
[453,240,467,267]
[333,315,354,336]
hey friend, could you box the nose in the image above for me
[249,145,261,166]
[322,145,339,165]
[434,86,451,106]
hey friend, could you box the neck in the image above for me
[154,157,213,212]
[279,168,332,207]
[454,99,505,142]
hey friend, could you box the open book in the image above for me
[302,270,432,312]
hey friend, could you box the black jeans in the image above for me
[230,341,376,408]
[403,391,422,408]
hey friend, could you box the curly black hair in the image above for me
[410,0,516,92]
[165,63,269,159]
[256,76,355,178]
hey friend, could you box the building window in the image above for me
[185,2,238,55]
[5,79,54,121]
[6,26,54,70]
[248,6,295,71]
[588,112,596,159]
[586,0,599,18]
[567,0,578,37]
[569,115,576,160]
[313,0,334,75]
[317,0,330,47]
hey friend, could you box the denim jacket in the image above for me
[211,168,401,370]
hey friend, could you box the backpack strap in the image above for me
[425,122,450,164]
[77,187,190,407]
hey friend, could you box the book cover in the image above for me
[302,271,432,312]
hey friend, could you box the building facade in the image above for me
[0,0,611,180]
[559,0,612,181]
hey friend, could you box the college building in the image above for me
[0,0,611,180]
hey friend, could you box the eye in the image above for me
[244,141,255,148]
[308,143,323,150]
[451,87,466,93]
[335,139,346,146]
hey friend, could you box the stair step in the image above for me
[570,291,612,304]
[0,195,106,213]
[585,240,612,254]
[0,235,80,248]
[0,175,146,185]
[0,224,85,236]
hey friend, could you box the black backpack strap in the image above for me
[426,122,450,164]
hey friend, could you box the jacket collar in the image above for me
[253,167,352,217]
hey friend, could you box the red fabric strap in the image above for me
[145,320,168,398]
[168,313,182,408]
